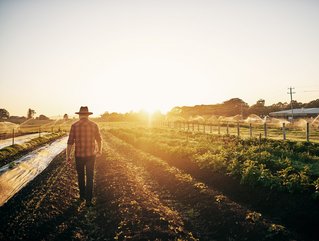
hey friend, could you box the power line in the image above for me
[287,87,295,121]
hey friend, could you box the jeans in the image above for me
[75,156,95,202]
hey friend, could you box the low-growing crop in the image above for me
[108,127,319,198]
[0,132,66,167]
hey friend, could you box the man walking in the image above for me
[66,106,102,206]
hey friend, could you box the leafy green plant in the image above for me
[8,161,16,169]
[108,127,319,198]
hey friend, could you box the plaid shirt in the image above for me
[67,118,102,157]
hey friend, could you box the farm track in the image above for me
[0,132,297,240]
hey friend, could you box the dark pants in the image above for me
[75,156,95,202]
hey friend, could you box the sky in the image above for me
[1,0,319,117]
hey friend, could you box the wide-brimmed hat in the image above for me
[75,106,93,115]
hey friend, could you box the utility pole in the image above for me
[287,87,295,121]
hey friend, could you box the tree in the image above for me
[248,99,268,117]
[304,99,319,108]
[256,99,265,107]
[27,108,36,119]
[100,112,126,121]
[167,107,183,118]
[38,114,50,120]
[223,98,247,106]
[0,108,10,120]
[268,102,289,113]
[63,114,69,120]
[221,98,249,116]
[291,100,303,109]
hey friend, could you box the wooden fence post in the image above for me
[218,123,220,135]
[249,123,252,138]
[264,123,267,138]
[237,122,240,137]
[306,122,310,142]
[12,129,15,145]
[283,123,286,140]
[226,123,229,135]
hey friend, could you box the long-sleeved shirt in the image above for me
[67,118,102,157]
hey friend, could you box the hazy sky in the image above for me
[1,0,319,117]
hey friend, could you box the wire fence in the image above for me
[161,121,319,143]
[0,125,72,145]
[2,120,319,145]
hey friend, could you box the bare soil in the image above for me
[0,132,305,240]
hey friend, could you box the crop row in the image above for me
[0,132,66,167]
[108,128,319,198]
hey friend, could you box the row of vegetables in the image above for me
[0,132,66,168]
[108,127,319,199]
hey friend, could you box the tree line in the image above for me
[98,98,319,122]
[2,98,319,122]
[167,98,319,119]
[0,108,50,123]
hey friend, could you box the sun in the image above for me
[132,97,171,115]
[140,104,171,115]
[141,106,159,115]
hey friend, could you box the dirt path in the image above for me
[0,132,297,241]
[95,141,196,240]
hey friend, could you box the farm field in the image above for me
[0,132,50,149]
[0,136,68,206]
[0,132,66,168]
[110,127,319,195]
[0,123,318,240]
[2,1,319,240]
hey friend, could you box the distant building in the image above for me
[269,108,319,119]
